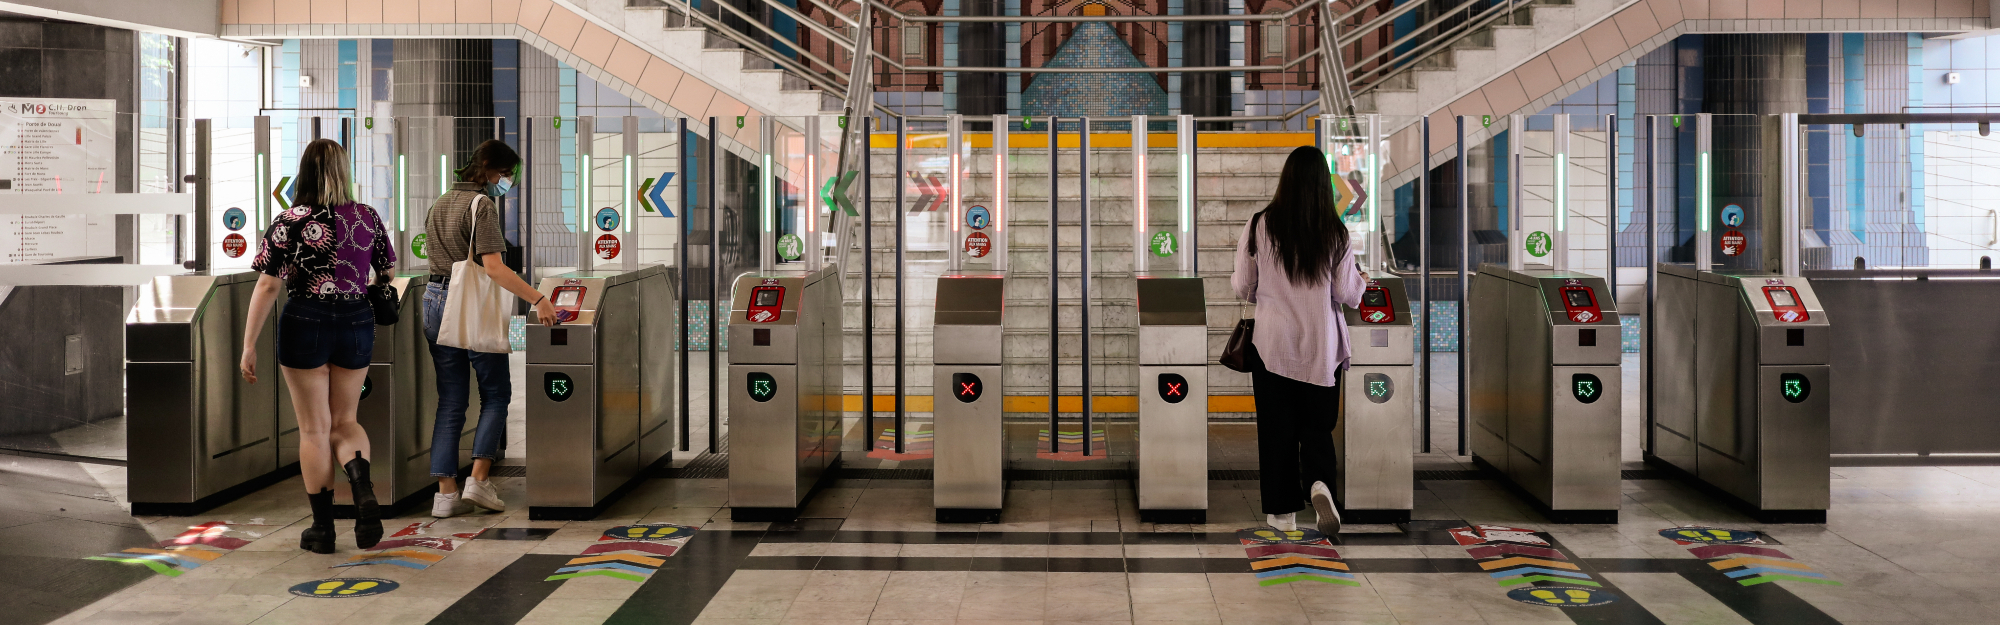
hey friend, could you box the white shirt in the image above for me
[1229,215,1367,387]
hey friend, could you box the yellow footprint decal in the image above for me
[312,581,344,595]
[1509,586,1614,607]
[290,577,399,598]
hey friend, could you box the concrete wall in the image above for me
[0,0,219,37]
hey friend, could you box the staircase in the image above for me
[583,0,843,117]
[841,145,1288,406]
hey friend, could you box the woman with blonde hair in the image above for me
[240,138,395,553]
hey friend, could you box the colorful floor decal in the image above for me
[1237,528,1357,587]
[867,427,934,460]
[288,578,398,597]
[84,521,272,577]
[335,521,482,570]
[545,523,698,582]
[1037,428,1107,461]
[1451,525,1620,604]
[1660,526,1840,587]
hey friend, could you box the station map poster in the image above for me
[0,98,116,264]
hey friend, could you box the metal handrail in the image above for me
[1346,0,1531,97]
[866,0,1315,23]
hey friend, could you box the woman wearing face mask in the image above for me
[422,139,559,517]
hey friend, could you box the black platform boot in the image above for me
[301,488,336,554]
[345,453,382,549]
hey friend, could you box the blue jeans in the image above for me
[424,280,511,478]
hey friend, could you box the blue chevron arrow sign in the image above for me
[640,172,675,217]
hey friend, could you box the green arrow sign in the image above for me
[821,170,859,216]
[272,175,293,210]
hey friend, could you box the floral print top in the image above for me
[251,202,397,300]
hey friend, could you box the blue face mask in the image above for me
[484,177,512,197]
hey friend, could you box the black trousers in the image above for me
[1252,368,1342,515]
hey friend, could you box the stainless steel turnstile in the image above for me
[126,271,294,515]
[1468,265,1622,522]
[933,273,1006,523]
[1135,275,1208,523]
[1651,266,1829,522]
[525,267,678,520]
[728,265,843,521]
[335,273,473,516]
[1334,272,1414,523]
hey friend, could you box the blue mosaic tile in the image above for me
[1018,22,1168,130]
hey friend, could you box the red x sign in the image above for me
[951,373,983,403]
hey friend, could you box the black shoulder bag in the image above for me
[1219,212,1264,373]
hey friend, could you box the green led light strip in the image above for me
[580,154,592,249]
[623,155,633,234]
[395,154,406,230]
[1555,153,1568,232]
[1179,152,1191,234]
[761,154,773,234]
[255,153,266,223]
[1366,152,1378,233]
[1698,151,1711,232]
[438,154,447,195]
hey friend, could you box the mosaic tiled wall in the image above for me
[674,300,729,352]
[1019,22,1167,126]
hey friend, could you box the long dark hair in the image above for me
[292,138,352,207]
[1254,145,1351,287]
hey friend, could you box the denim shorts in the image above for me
[276,298,376,370]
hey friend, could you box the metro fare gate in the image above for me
[1333,271,1414,523]
[1135,275,1208,523]
[932,274,1006,523]
[727,268,844,522]
[525,267,679,520]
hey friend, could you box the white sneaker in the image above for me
[1266,512,1297,531]
[1310,481,1340,535]
[432,491,473,518]
[461,478,506,512]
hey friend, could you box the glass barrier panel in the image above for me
[1517,114,1560,268]
[1568,114,1613,280]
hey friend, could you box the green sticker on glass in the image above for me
[1149,231,1177,257]
[1524,231,1552,258]
[777,233,803,261]
[747,372,777,402]
[411,233,429,260]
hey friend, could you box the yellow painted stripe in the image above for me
[868,132,1315,150]
[1709,557,1814,571]
[1478,557,1581,571]
[839,395,1256,413]
[1250,556,1350,571]
[567,553,666,567]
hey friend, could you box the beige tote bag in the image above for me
[435,194,514,353]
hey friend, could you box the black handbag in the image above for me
[1220,212,1264,373]
[367,282,400,326]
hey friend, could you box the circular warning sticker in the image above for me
[595,234,620,260]
[289,578,398,598]
[221,233,247,258]
[1721,204,1746,228]
[964,231,991,258]
[222,207,247,231]
[1525,231,1552,258]
[412,233,429,260]
[1150,231,1178,257]
[596,207,621,232]
[1506,587,1618,607]
[778,234,804,261]
[1659,527,1761,544]
[966,205,990,230]
[1720,230,1746,256]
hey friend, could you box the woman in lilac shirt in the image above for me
[239,138,395,554]
[1231,146,1368,536]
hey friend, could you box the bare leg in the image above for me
[280,365,334,493]
[325,364,372,466]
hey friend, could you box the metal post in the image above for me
[948,114,964,272]
[894,117,907,453]
[578,116,596,269]
[192,118,211,272]
[1606,113,1616,297]
[1554,113,1570,272]
[679,117,692,452]
[623,116,638,271]
[253,115,270,238]
[1696,113,1712,272]
[760,117,776,274]
[707,116,719,452]
[1133,114,1148,274]
[341,117,353,150]
[993,114,1009,272]
[1418,117,1433,454]
[1508,114,1524,271]
[1079,116,1092,456]
[863,117,875,451]
[1047,116,1059,451]
[523,117,535,285]
[1644,115,1657,456]
[1456,115,1469,458]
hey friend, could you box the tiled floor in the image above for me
[13,353,2000,624]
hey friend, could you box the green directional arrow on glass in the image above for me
[821,170,859,215]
